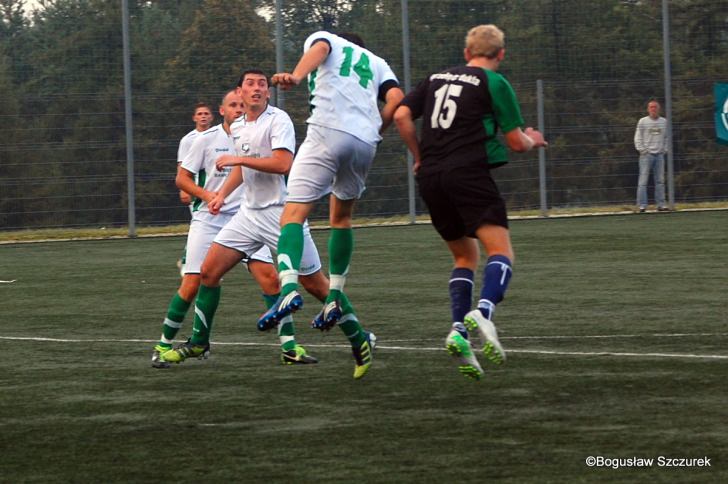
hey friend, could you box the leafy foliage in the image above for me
[0,0,726,229]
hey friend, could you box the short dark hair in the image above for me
[193,102,213,114]
[337,32,365,48]
[237,69,269,87]
[220,88,238,105]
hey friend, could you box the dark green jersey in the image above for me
[401,65,524,175]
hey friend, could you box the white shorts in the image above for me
[214,205,321,276]
[184,211,272,274]
[286,124,377,203]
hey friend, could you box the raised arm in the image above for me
[271,41,331,90]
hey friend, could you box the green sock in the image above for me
[263,292,296,351]
[278,315,297,352]
[277,223,304,295]
[160,293,191,348]
[339,292,355,315]
[327,227,353,304]
[190,285,221,346]
[263,293,279,309]
[338,311,366,347]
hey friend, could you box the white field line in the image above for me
[387,332,728,341]
[1,334,727,360]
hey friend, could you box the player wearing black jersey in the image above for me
[394,24,546,380]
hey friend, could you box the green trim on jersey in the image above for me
[481,115,508,167]
[191,169,206,212]
[308,68,318,114]
[482,69,525,167]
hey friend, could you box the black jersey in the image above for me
[400,65,524,175]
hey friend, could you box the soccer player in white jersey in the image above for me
[267,32,404,379]
[163,70,329,366]
[176,103,213,274]
[152,90,279,368]
[177,103,214,206]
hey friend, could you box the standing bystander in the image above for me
[634,99,669,212]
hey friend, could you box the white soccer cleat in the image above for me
[463,309,506,365]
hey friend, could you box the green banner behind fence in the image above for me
[716,83,728,146]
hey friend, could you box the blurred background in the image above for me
[1,0,726,232]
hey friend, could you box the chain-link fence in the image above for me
[1,0,726,232]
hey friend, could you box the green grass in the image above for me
[1,211,727,483]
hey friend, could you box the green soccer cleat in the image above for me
[352,332,376,380]
[445,330,483,380]
[151,344,172,369]
[163,339,209,364]
[281,345,319,365]
[464,310,506,365]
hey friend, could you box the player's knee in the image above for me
[178,275,201,301]
[200,265,222,287]
[250,261,279,294]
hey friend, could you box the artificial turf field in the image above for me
[1,211,726,483]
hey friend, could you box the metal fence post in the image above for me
[662,0,675,209]
[401,0,415,223]
[275,0,284,109]
[121,0,136,236]
[537,79,548,217]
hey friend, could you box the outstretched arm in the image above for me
[271,41,331,90]
[504,127,547,153]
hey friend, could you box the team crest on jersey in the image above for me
[241,143,251,153]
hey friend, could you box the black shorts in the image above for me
[417,164,508,241]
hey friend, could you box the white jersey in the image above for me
[634,116,668,154]
[304,31,398,146]
[181,124,243,215]
[230,105,296,209]
[177,128,203,164]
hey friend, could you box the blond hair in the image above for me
[466,25,505,59]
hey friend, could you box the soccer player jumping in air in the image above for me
[394,25,547,380]
[267,32,404,379]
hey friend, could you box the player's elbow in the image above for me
[272,152,294,174]
[386,89,405,113]
[393,105,411,129]
[175,174,187,190]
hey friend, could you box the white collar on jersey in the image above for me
[243,103,273,124]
